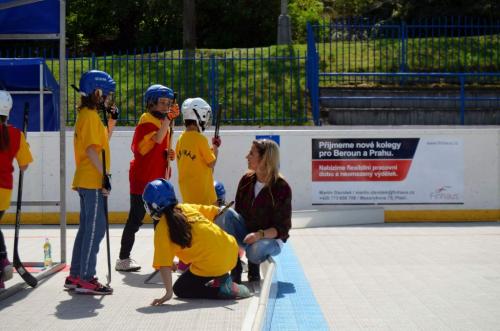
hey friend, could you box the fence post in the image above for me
[459,75,465,125]
[400,21,407,73]
[307,22,321,126]
[209,54,218,124]
[91,53,96,70]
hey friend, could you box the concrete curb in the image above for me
[242,257,276,331]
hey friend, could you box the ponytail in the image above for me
[0,116,9,151]
[78,92,101,111]
[162,206,192,248]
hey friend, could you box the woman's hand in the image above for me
[243,232,260,245]
[151,291,173,306]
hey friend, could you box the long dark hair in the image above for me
[0,115,9,151]
[78,93,101,111]
[162,206,192,248]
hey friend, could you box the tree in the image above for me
[289,0,324,42]
[183,0,196,52]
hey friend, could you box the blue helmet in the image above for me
[144,84,174,105]
[214,180,226,201]
[142,179,178,219]
[79,70,116,96]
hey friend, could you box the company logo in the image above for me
[430,186,459,201]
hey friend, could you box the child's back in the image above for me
[175,97,220,205]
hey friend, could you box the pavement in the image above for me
[1,222,500,330]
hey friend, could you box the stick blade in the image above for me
[13,255,38,288]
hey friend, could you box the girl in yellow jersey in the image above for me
[0,90,33,291]
[142,179,251,305]
[64,70,118,295]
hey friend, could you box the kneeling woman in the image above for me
[143,179,251,305]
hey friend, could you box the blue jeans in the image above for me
[70,189,107,281]
[215,208,282,264]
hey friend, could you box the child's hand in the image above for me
[106,105,120,120]
[168,149,175,160]
[102,173,112,193]
[151,291,173,306]
[212,136,221,147]
[167,104,180,120]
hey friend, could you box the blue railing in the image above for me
[0,47,309,126]
[68,49,309,126]
[318,72,500,125]
[306,19,500,125]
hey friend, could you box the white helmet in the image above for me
[181,97,212,132]
[0,90,13,117]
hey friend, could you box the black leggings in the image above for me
[119,194,146,260]
[173,269,225,299]
[0,210,6,259]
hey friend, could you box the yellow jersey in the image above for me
[72,107,110,189]
[175,130,217,205]
[153,203,237,277]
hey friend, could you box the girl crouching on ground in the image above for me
[143,179,251,305]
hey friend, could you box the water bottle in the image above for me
[43,238,52,268]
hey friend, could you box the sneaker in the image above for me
[0,258,13,282]
[247,262,261,282]
[231,259,243,284]
[115,258,141,272]
[64,275,80,290]
[76,278,113,295]
[218,274,251,299]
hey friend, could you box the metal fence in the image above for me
[306,21,500,125]
[0,47,309,126]
[310,17,500,85]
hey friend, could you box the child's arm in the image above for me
[207,138,220,169]
[152,104,179,144]
[107,117,116,139]
[151,266,174,305]
[152,117,172,144]
[106,104,119,139]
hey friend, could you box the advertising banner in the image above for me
[312,138,463,204]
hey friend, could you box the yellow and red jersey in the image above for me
[0,125,33,211]
[129,112,171,195]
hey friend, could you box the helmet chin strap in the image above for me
[151,110,167,120]
[192,108,206,131]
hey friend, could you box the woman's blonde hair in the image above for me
[252,139,281,186]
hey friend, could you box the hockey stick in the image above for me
[215,201,234,219]
[101,105,112,287]
[165,92,177,179]
[12,102,38,287]
[214,103,222,139]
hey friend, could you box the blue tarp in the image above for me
[0,58,60,131]
[0,0,60,34]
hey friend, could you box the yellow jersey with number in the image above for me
[175,130,217,205]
